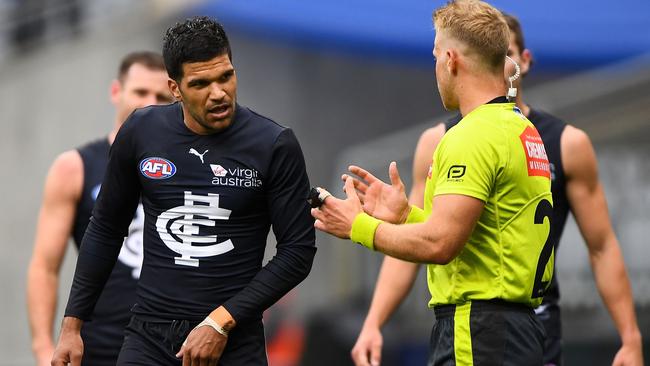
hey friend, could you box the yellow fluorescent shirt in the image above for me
[423,102,554,308]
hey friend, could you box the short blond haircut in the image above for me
[433,0,509,72]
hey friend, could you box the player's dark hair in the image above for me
[502,13,526,53]
[502,13,534,68]
[118,51,166,81]
[162,16,232,82]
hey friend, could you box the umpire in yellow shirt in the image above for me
[312,1,553,365]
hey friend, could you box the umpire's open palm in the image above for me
[345,162,410,225]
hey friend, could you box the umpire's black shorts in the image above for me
[427,300,546,366]
[535,303,562,366]
[116,316,268,365]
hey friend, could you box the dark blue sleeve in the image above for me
[64,118,141,320]
[222,128,316,323]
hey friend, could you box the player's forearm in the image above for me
[27,266,58,353]
[64,220,124,320]
[222,244,316,324]
[589,238,642,343]
[364,257,419,328]
[224,125,314,321]
[225,129,316,323]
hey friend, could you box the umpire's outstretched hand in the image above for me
[344,162,410,225]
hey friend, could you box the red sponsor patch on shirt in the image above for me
[519,126,550,178]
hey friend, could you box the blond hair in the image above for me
[433,0,509,71]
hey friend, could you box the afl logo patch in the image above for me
[140,157,176,179]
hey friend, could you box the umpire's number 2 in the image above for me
[531,199,553,299]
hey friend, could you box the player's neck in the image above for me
[108,118,122,145]
[514,89,530,117]
[457,74,507,117]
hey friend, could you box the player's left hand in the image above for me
[611,339,644,366]
[176,325,228,366]
[312,177,363,239]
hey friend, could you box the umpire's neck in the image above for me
[456,67,508,117]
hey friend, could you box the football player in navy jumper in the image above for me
[28,51,172,366]
[52,16,316,366]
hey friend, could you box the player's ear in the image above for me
[520,49,533,76]
[168,79,182,101]
[110,79,121,106]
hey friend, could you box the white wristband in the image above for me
[195,316,229,337]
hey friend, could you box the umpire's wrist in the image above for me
[405,205,427,224]
[350,213,382,250]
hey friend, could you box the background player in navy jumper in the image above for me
[27,51,172,366]
[350,13,643,366]
[51,16,316,366]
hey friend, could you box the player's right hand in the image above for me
[351,324,383,366]
[176,324,228,366]
[344,162,409,225]
[50,331,83,366]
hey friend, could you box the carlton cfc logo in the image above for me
[140,157,177,179]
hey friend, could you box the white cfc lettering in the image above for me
[525,141,548,160]
[118,204,144,279]
[156,191,234,267]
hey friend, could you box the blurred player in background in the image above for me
[314,1,554,364]
[351,12,644,366]
[27,51,172,366]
